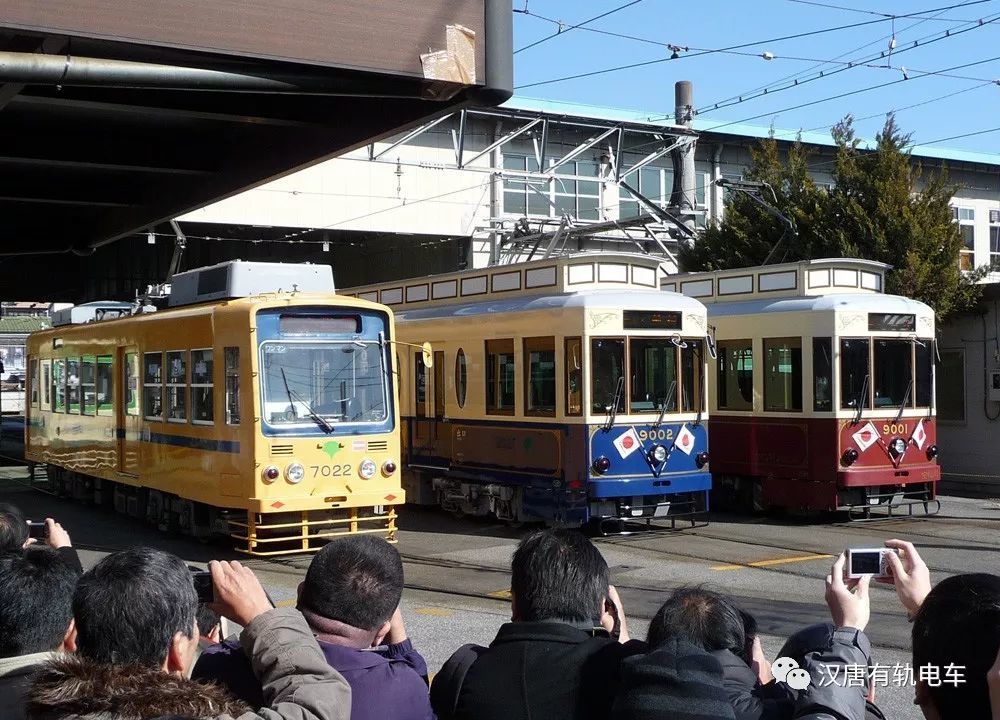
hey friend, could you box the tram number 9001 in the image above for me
[637,429,674,441]
[882,423,909,435]
[311,464,353,477]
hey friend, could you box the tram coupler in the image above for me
[845,486,940,522]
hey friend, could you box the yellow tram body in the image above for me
[24,263,403,554]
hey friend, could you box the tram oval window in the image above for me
[455,349,468,408]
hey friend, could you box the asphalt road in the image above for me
[3,466,998,720]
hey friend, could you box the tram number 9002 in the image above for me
[637,429,675,441]
[882,423,909,435]
[310,464,353,478]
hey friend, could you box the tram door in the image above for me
[116,349,141,476]
[410,349,449,468]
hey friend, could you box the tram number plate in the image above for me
[310,464,353,477]
[637,429,674,441]
[882,423,909,435]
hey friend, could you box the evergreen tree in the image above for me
[679,115,984,318]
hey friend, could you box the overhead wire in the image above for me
[781,0,984,20]
[514,0,645,55]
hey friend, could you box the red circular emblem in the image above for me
[622,436,634,449]
[682,435,690,447]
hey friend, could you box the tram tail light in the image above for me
[262,465,280,482]
[926,444,939,460]
[842,448,859,467]
[695,451,709,468]
[382,460,397,477]
[592,456,611,474]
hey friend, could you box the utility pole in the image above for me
[671,80,697,236]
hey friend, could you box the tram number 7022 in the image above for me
[637,429,675,442]
[311,464,353,478]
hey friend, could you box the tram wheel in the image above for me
[749,479,769,514]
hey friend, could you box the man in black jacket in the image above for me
[431,530,643,720]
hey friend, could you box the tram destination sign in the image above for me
[868,313,916,332]
[623,310,683,330]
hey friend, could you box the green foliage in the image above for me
[679,115,984,318]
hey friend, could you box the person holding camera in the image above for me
[430,529,643,720]
[24,548,351,720]
[0,504,82,576]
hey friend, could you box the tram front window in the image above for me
[680,342,703,413]
[874,339,913,408]
[629,339,678,413]
[840,339,871,410]
[591,339,625,413]
[261,342,387,428]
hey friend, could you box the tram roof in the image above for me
[703,292,934,319]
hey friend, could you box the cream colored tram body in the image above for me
[665,259,940,518]
[348,253,713,531]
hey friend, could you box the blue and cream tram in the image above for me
[348,253,712,531]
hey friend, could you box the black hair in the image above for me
[912,573,1000,720]
[73,547,196,667]
[299,535,403,631]
[196,605,220,637]
[510,529,610,624]
[0,502,28,553]
[647,587,750,663]
[0,547,77,658]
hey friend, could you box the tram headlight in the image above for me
[359,458,378,480]
[696,451,710,469]
[592,456,611,474]
[285,462,305,484]
[648,445,668,464]
[842,448,859,467]
[890,438,907,457]
[926,444,939,460]
[382,460,397,476]
[262,465,280,483]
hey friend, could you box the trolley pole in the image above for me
[671,80,697,236]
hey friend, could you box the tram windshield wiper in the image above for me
[652,381,677,431]
[893,377,913,425]
[603,377,625,432]
[280,368,334,433]
[852,374,870,425]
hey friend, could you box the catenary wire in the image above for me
[514,0,645,55]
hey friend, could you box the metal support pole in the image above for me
[671,81,698,236]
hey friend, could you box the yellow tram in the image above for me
[24,261,403,554]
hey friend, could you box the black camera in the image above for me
[27,521,47,540]
[191,570,214,604]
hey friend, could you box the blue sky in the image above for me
[511,0,1000,155]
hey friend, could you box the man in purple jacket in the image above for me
[193,535,433,720]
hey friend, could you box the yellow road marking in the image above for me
[712,553,832,571]
[487,589,512,600]
[414,607,453,617]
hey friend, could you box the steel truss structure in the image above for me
[364,105,699,265]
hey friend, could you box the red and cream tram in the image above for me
[664,258,940,518]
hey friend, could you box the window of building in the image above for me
[80,356,97,415]
[191,349,214,424]
[125,353,139,417]
[29,358,38,408]
[813,338,833,411]
[96,356,113,416]
[42,360,50,409]
[52,359,65,412]
[953,206,975,271]
[66,358,81,414]
[717,340,753,410]
[504,153,603,220]
[873,339,912,409]
[166,351,187,422]
[415,352,427,418]
[937,349,965,422]
[840,339,870,410]
[502,154,548,217]
[486,339,515,415]
[565,337,582,416]
[224,348,240,424]
[620,164,672,219]
[990,209,1000,267]
[524,337,556,415]
[143,352,163,420]
[455,349,468,409]
[554,160,601,221]
[763,338,802,412]
[681,342,703,413]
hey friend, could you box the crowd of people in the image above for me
[0,500,998,720]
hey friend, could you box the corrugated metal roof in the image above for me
[0,316,51,334]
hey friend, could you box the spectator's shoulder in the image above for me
[192,638,250,679]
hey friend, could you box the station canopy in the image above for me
[0,0,511,296]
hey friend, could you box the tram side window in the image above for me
[125,353,139,417]
[191,349,214,424]
[565,337,582,416]
[524,337,556,416]
[96,356,113,416]
[763,338,802,412]
[433,351,445,420]
[224,347,240,424]
[915,342,932,407]
[53,360,65,412]
[840,339,870,410]
[30,358,38,408]
[813,338,833,412]
[42,360,51,409]
[415,352,427,418]
[81,356,97,416]
[681,343,703,413]
[592,339,625,413]
[455,348,468,409]
[874,339,912,408]
[629,339,677,413]
[166,351,187,422]
[143,352,164,420]
[66,358,81,414]
[717,341,753,410]
[486,339,515,415]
